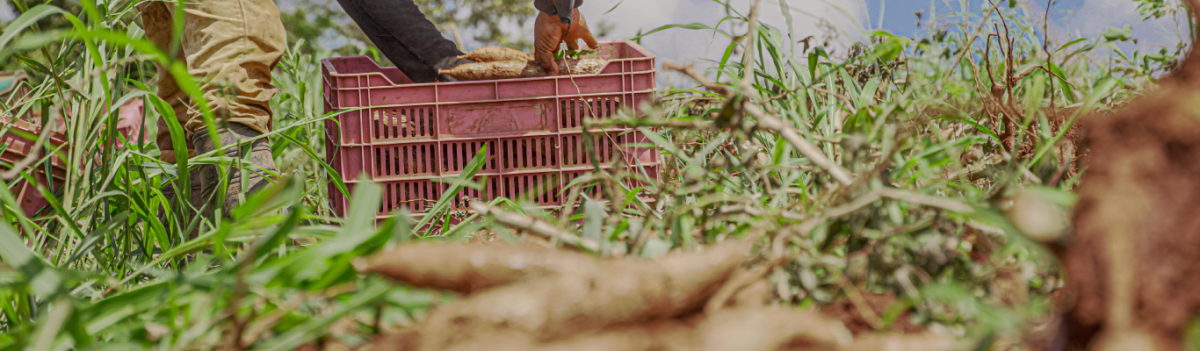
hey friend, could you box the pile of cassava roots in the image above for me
[439,46,607,81]
[348,239,965,351]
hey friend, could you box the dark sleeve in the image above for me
[553,0,575,24]
[337,0,462,82]
[534,0,557,15]
[535,0,584,24]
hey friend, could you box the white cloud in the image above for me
[1069,0,1184,43]
[1,2,15,23]
[1031,0,1189,54]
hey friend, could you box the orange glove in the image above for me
[534,8,598,76]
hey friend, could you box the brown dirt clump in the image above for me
[1060,1,1200,349]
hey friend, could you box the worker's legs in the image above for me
[141,1,204,231]
[181,0,286,215]
[175,0,285,134]
[142,0,286,219]
[140,1,193,163]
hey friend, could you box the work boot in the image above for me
[434,56,473,82]
[159,169,204,238]
[191,123,277,218]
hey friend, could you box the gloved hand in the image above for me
[434,56,474,82]
[534,8,598,76]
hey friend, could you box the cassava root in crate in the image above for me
[439,57,607,81]
[457,46,536,62]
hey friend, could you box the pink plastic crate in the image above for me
[322,40,660,219]
[0,117,68,218]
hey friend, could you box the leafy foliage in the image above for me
[0,0,1191,349]
[278,0,377,58]
[414,0,537,51]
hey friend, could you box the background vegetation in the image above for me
[0,0,1193,349]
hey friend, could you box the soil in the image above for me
[819,291,924,335]
[1060,2,1200,349]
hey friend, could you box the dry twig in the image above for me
[662,61,856,185]
[662,61,729,96]
[746,104,855,185]
[470,201,600,252]
[878,188,974,213]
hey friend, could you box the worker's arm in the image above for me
[337,0,467,82]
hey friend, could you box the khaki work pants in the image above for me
[139,0,287,162]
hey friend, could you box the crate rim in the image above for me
[324,72,657,92]
[321,39,656,87]
[324,87,657,111]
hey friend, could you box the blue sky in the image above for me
[866,0,1166,39]
[868,0,1089,36]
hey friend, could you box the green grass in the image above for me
[0,0,1186,349]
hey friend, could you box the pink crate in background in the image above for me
[322,40,660,219]
[0,118,68,218]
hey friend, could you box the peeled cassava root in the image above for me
[412,240,749,349]
[357,240,960,351]
[354,243,599,294]
[696,307,853,351]
[439,57,606,81]
[440,47,607,81]
[438,60,543,81]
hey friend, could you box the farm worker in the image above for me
[140,0,600,222]
[335,0,599,80]
[139,0,286,218]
